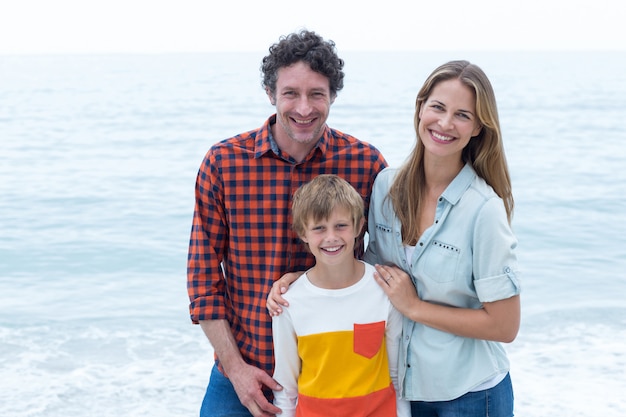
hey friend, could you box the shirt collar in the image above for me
[441,163,476,205]
[254,114,329,160]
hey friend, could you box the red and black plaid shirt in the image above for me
[187,115,387,375]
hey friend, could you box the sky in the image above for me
[0,0,624,54]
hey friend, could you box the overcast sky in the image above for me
[1,0,624,54]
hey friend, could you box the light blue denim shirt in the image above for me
[364,163,521,401]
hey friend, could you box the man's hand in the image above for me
[266,271,304,316]
[229,362,283,416]
[200,319,283,416]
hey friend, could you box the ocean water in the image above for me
[1,51,625,416]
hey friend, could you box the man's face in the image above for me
[268,61,334,152]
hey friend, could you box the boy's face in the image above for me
[300,207,362,267]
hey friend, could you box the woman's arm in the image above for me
[373,264,520,343]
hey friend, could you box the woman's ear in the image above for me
[472,123,483,138]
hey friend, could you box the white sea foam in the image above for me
[1,51,625,416]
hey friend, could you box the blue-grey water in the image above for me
[1,51,625,416]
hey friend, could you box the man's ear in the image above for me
[266,87,276,105]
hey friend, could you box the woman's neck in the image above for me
[423,155,464,192]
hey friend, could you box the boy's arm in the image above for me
[271,311,300,417]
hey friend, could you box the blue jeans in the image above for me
[410,373,514,417]
[200,364,253,417]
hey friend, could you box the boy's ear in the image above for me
[357,217,365,235]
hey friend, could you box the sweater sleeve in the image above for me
[271,310,299,417]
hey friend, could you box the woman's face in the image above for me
[418,78,482,162]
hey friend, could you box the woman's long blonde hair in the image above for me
[389,60,514,245]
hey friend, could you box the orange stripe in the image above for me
[295,384,397,417]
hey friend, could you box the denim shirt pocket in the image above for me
[422,240,461,283]
[374,223,397,249]
[353,321,385,359]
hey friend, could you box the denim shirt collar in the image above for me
[440,163,476,205]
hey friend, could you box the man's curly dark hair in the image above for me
[261,29,345,99]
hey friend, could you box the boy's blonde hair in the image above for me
[291,174,364,238]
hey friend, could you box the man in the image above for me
[187,29,387,417]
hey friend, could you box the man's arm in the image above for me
[200,320,283,417]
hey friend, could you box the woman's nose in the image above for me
[438,113,454,130]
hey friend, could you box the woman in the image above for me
[269,60,521,416]
[364,60,520,416]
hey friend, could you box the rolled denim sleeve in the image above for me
[473,197,521,302]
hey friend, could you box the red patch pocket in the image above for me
[353,321,385,359]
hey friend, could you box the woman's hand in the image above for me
[266,271,304,316]
[373,264,420,317]
[374,264,520,342]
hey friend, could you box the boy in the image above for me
[271,175,409,417]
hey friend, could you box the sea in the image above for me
[1,50,625,417]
